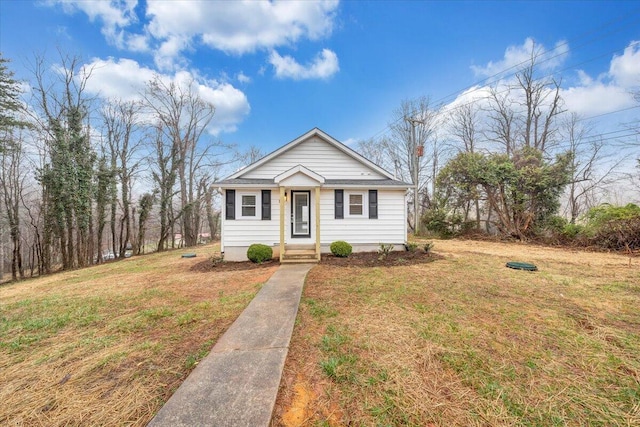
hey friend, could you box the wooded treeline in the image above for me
[357,48,639,242]
[0,53,244,281]
[1,48,638,282]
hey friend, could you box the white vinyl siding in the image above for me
[221,187,406,253]
[222,190,280,249]
[242,136,387,180]
[320,189,406,245]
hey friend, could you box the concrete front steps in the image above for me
[281,244,319,263]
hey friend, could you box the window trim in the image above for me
[345,191,367,218]
[237,191,259,219]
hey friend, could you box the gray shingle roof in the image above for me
[214,178,410,187]
[324,178,410,186]
[215,178,274,185]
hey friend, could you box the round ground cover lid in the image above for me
[506,261,537,271]
[181,253,197,258]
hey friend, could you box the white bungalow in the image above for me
[215,128,411,262]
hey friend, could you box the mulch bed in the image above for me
[191,250,439,272]
[321,250,440,267]
[190,258,278,273]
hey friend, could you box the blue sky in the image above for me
[1,0,639,155]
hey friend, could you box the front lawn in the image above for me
[273,239,640,426]
[0,245,278,426]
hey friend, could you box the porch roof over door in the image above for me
[274,165,325,187]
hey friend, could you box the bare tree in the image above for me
[142,75,216,247]
[204,185,220,240]
[448,103,483,228]
[355,137,388,169]
[241,145,265,165]
[484,88,517,156]
[101,100,142,257]
[1,54,30,279]
[516,49,563,153]
[562,114,621,223]
[485,44,564,156]
[0,131,26,279]
[383,97,440,231]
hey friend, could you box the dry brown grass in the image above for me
[273,238,640,426]
[0,244,278,426]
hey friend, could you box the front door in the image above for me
[291,191,311,238]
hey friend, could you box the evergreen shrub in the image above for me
[247,244,273,263]
[330,241,352,257]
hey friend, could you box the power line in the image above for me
[579,105,640,123]
[366,8,640,142]
[369,42,638,143]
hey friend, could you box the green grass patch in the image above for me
[305,298,338,319]
[185,339,215,370]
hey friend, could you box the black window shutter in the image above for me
[261,190,271,220]
[335,190,344,219]
[225,190,235,220]
[369,190,378,219]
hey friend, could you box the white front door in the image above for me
[291,191,310,238]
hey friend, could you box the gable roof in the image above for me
[274,164,326,184]
[227,128,396,180]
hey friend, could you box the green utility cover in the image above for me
[182,253,197,258]
[506,261,537,271]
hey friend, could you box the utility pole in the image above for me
[406,117,425,236]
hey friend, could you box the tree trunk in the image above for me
[0,223,4,281]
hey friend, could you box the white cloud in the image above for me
[562,41,640,116]
[146,0,338,55]
[472,37,569,78]
[154,35,191,70]
[81,58,250,134]
[269,48,339,80]
[48,1,341,73]
[609,41,640,88]
[457,39,640,119]
[47,0,138,48]
[125,33,150,53]
[237,72,251,84]
[562,83,632,116]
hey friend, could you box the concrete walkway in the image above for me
[148,263,314,427]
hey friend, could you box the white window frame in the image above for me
[238,191,259,219]
[346,191,367,218]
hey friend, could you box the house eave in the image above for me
[322,183,410,189]
[215,182,410,190]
